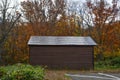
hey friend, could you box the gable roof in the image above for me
[28,36,97,46]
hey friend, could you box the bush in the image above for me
[95,56,120,70]
[110,57,120,66]
[0,64,44,80]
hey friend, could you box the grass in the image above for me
[45,70,72,80]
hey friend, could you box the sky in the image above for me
[19,0,113,4]
[20,0,112,2]
[1,0,117,11]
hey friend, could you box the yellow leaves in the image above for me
[3,24,32,63]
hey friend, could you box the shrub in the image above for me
[0,64,44,80]
[95,56,120,70]
[110,57,120,66]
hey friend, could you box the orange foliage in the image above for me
[2,0,120,64]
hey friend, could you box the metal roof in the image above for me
[28,36,97,46]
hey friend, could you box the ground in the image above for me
[45,70,120,80]
[45,70,72,80]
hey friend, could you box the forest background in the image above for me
[0,0,120,65]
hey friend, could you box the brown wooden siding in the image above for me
[29,45,94,70]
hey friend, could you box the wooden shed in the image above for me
[28,36,97,70]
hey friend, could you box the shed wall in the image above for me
[29,45,94,70]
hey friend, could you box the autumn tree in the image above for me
[21,0,67,35]
[82,0,120,60]
[0,0,21,64]
[3,21,33,64]
[2,0,81,64]
[66,1,84,36]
